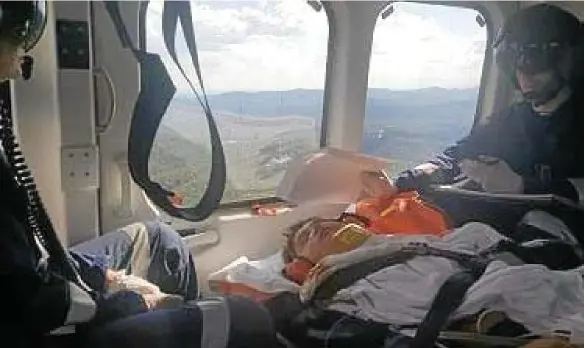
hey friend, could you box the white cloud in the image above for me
[369,3,487,90]
[146,1,487,93]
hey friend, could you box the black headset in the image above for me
[0,1,46,50]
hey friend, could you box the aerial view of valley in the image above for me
[149,87,479,204]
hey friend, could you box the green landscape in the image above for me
[148,87,478,206]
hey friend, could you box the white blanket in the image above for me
[328,223,584,343]
[208,251,300,294]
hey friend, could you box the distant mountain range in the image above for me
[177,86,478,128]
[151,87,480,203]
[175,86,479,161]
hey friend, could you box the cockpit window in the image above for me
[145,1,329,205]
[362,2,488,175]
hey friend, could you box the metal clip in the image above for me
[403,242,431,255]
[536,164,552,184]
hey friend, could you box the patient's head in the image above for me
[283,217,371,265]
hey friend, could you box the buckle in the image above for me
[403,242,431,255]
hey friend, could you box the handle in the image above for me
[93,67,116,134]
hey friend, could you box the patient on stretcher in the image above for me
[284,221,582,343]
[211,217,583,345]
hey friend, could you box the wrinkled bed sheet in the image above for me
[209,251,299,294]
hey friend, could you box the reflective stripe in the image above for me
[50,325,76,335]
[65,281,97,325]
[521,210,579,247]
[121,223,151,278]
[33,234,50,273]
[568,178,583,206]
[197,298,230,348]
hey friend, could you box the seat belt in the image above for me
[103,1,226,222]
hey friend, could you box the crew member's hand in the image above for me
[142,292,184,310]
[105,269,184,310]
[105,269,160,295]
[104,269,125,288]
[459,157,524,193]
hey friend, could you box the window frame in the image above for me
[364,1,494,156]
[139,1,334,219]
[408,1,495,128]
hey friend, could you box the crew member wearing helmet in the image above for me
[0,2,277,347]
[384,4,583,201]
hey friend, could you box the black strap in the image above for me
[103,2,138,54]
[312,249,419,303]
[312,243,488,303]
[104,1,226,221]
[409,270,484,348]
[308,243,490,348]
[161,2,226,220]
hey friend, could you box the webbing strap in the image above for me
[311,243,488,303]
[309,242,490,348]
[161,2,226,221]
[103,1,226,221]
[409,270,484,348]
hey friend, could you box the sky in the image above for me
[146,1,488,94]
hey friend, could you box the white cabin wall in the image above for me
[53,1,100,245]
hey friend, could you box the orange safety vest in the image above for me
[356,191,451,236]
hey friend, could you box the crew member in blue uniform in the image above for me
[388,4,583,202]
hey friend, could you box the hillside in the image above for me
[149,87,479,203]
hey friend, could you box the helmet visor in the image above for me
[1,1,47,52]
[495,40,565,75]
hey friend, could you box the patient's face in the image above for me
[286,219,371,264]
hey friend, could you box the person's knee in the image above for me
[144,221,188,273]
[144,221,183,245]
[143,221,199,299]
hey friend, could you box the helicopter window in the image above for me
[145,1,329,206]
[362,2,488,175]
